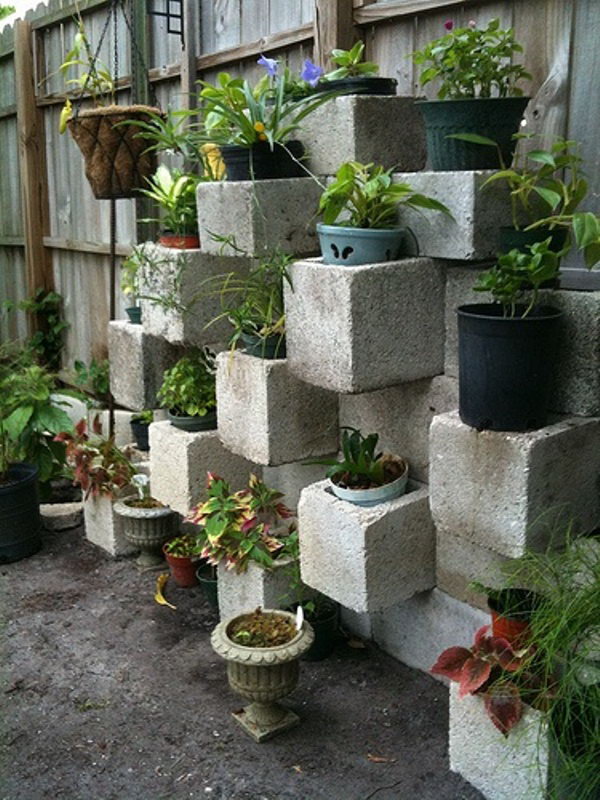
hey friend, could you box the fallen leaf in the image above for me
[347,637,366,649]
[291,765,302,773]
[154,573,176,610]
[367,754,396,763]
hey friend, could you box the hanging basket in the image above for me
[67,104,161,199]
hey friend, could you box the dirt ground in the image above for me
[0,523,483,800]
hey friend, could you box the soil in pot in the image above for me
[488,588,539,647]
[330,456,408,507]
[130,419,150,451]
[315,76,397,96]
[158,232,200,249]
[220,140,307,181]
[239,332,286,359]
[167,408,217,432]
[0,463,42,563]
[457,303,563,432]
[196,562,218,609]
[125,306,142,324]
[228,608,297,647]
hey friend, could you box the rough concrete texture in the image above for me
[436,528,512,610]
[300,95,426,175]
[340,607,373,641]
[298,480,435,613]
[149,420,257,517]
[285,257,446,394]
[215,351,339,465]
[393,171,513,260]
[449,685,548,800]
[430,412,600,558]
[262,458,334,512]
[371,589,488,678]
[444,264,490,378]
[82,494,136,557]
[217,557,296,620]
[340,375,458,483]
[138,244,252,347]
[40,502,83,532]
[108,320,184,410]
[196,177,321,257]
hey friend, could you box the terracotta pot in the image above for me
[490,610,531,648]
[163,546,198,587]
[158,232,200,249]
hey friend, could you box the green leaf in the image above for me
[37,405,74,434]
[3,405,34,440]
[532,186,562,210]
[446,133,498,147]
[527,150,556,168]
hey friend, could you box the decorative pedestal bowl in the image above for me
[114,501,176,567]
[211,609,315,742]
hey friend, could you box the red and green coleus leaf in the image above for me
[430,647,472,681]
[483,682,523,736]
[458,657,492,698]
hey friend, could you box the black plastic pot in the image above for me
[167,408,217,432]
[125,306,141,324]
[239,332,286,359]
[498,226,569,255]
[457,303,563,431]
[130,419,150,451]
[315,76,397,96]
[415,96,530,170]
[302,601,339,662]
[0,463,42,563]
[196,563,218,610]
[220,140,307,181]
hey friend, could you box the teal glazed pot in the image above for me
[317,223,408,266]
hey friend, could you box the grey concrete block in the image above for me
[83,494,136,557]
[51,392,89,427]
[285,257,446,393]
[444,264,489,378]
[298,480,435,613]
[87,407,167,448]
[148,420,257,516]
[430,411,600,558]
[449,685,548,800]
[40,502,83,531]
[339,375,458,483]
[262,458,335,512]
[371,589,488,678]
[108,320,184,410]
[393,171,513,260]
[217,557,296,620]
[196,177,321,258]
[300,95,425,175]
[138,244,251,347]
[340,607,373,641]
[215,351,339,465]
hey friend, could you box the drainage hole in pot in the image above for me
[331,244,339,258]
[342,246,354,259]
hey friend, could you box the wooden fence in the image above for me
[0,0,599,368]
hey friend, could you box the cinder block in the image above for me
[217,557,296,620]
[215,351,339,465]
[393,171,512,260]
[430,411,600,557]
[298,479,435,613]
[339,375,458,483]
[51,392,89,427]
[108,320,184,410]
[444,265,489,378]
[138,244,251,346]
[340,607,373,641]
[196,177,321,257]
[40,502,83,532]
[83,493,136,557]
[285,257,445,393]
[300,95,425,175]
[371,588,488,677]
[87,407,168,448]
[149,420,257,516]
[436,528,511,611]
[449,685,548,800]
[262,458,335,512]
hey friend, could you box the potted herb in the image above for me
[163,533,204,588]
[211,607,314,741]
[308,427,408,507]
[411,18,531,170]
[129,409,153,452]
[316,41,397,96]
[139,165,201,249]
[457,238,563,431]
[316,161,451,265]
[470,582,540,649]
[59,13,160,199]
[157,348,217,432]
[114,474,175,567]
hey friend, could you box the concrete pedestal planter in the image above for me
[316,223,409,266]
[114,500,176,566]
[211,609,314,742]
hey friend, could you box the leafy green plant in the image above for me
[318,161,451,229]
[0,5,15,20]
[72,359,110,405]
[411,18,530,99]
[3,289,69,371]
[323,41,379,81]
[157,348,216,418]
[120,248,144,302]
[474,238,561,317]
[163,533,204,558]
[131,409,153,425]
[187,472,293,574]
[139,165,200,236]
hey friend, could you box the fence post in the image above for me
[14,19,53,330]
[313,0,356,71]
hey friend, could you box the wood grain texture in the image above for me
[314,0,357,70]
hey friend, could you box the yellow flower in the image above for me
[258,133,267,141]
[253,121,266,133]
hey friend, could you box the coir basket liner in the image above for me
[67,104,160,199]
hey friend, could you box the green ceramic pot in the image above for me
[317,223,409,266]
[167,408,217,432]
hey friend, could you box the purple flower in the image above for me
[300,59,324,88]
[444,20,454,31]
[257,54,278,77]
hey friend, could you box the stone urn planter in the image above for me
[114,499,176,567]
[211,609,314,742]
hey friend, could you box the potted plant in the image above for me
[411,18,531,170]
[71,358,111,409]
[316,41,397,96]
[157,348,217,432]
[120,247,144,324]
[114,474,175,567]
[129,409,153,451]
[457,238,563,431]
[316,161,451,265]
[59,13,161,199]
[162,533,204,588]
[470,582,540,649]
[211,607,314,741]
[307,427,409,507]
[139,165,201,249]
